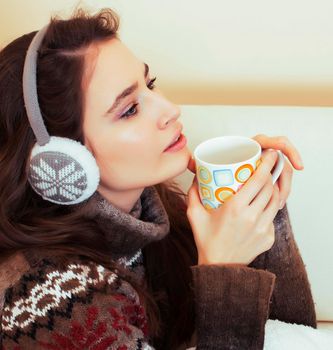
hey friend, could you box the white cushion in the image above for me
[264,319,333,349]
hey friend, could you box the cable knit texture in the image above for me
[0,185,317,350]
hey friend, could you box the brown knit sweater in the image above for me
[0,186,317,349]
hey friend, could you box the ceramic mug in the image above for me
[193,136,285,210]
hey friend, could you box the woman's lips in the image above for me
[163,133,187,152]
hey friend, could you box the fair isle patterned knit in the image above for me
[0,185,317,350]
[0,186,167,350]
[1,256,151,350]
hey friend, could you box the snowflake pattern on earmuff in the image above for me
[29,151,88,204]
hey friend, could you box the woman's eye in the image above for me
[147,77,157,90]
[119,78,157,120]
[121,103,138,119]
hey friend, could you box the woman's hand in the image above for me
[251,134,304,209]
[186,150,281,266]
[187,134,304,210]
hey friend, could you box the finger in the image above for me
[249,175,274,214]
[252,134,304,170]
[259,182,280,226]
[236,150,278,206]
[187,156,196,174]
[276,161,293,209]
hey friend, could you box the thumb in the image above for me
[187,156,196,174]
[186,175,204,212]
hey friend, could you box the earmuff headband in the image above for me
[22,25,50,146]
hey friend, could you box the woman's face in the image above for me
[82,38,191,195]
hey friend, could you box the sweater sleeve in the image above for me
[248,204,317,328]
[190,264,276,350]
[0,259,154,350]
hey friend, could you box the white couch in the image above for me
[175,105,333,330]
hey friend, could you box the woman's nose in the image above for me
[156,95,181,128]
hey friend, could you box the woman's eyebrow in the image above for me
[106,82,138,114]
[106,62,150,115]
[144,62,149,78]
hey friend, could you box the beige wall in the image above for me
[1,0,332,106]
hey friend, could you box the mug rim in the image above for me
[194,135,261,166]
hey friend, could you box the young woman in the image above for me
[0,8,316,350]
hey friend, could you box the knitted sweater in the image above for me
[0,186,317,350]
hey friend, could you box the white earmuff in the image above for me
[29,136,99,205]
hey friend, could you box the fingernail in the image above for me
[299,159,304,168]
[279,200,285,209]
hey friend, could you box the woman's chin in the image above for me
[169,153,192,179]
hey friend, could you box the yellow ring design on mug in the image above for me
[199,183,214,200]
[235,164,254,183]
[197,165,212,184]
[215,187,236,203]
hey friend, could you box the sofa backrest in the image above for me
[175,105,333,321]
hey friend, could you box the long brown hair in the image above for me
[0,7,197,349]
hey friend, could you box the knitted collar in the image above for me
[78,186,170,259]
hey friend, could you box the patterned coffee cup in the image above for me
[194,136,285,210]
